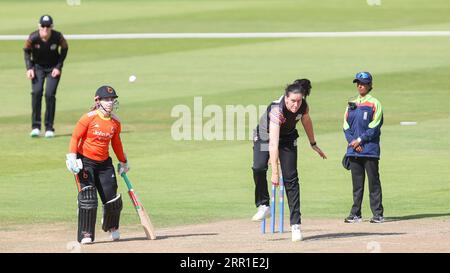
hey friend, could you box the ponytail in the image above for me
[285,78,312,97]
[90,98,100,111]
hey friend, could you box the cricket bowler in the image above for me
[251,79,327,242]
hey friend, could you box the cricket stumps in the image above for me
[261,175,285,234]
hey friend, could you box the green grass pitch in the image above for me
[0,0,449,228]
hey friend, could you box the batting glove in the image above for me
[66,153,83,174]
[118,161,130,175]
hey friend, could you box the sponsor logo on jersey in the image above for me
[93,130,113,139]
[50,44,57,50]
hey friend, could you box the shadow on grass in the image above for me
[94,236,150,244]
[385,213,450,222]
[157,232,219,240]
[94,232,219,244]
[303,232,405,242]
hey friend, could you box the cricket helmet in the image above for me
[95,85,118,99]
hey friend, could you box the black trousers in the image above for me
[349,157,384,217]
[30,65,60,131]
[252,139,301,225]
[77,155,118,204]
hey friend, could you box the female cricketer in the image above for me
[65,85,129,244]
[24,15,68,138]
[251,79,327,242]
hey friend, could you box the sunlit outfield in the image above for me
[1,0,449,228]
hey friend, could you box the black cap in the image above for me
[95,86,118,99]
[39,15,53,27]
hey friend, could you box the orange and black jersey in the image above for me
[69,110,126,163]
[24,30,68,70]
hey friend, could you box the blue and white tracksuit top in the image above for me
[343,94,383,159]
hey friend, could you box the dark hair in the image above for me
[285,78,312,97]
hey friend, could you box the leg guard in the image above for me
[77,186,98,242]
[102,194,123,232]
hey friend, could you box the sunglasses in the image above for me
[40,25,52,29]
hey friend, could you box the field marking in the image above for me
[1,31,450,40]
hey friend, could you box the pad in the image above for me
[102,194,123,232]
[77,186,98,242]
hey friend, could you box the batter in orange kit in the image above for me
[65,85,130,245]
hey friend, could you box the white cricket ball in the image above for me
[129,75,136,83]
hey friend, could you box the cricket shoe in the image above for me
[370,215,385,223]
[30,128,40,137]
[291,224,303,242]
[45,130,55,138]
[109,228,120,241]
[344,215,363,223]
[251,205,271,221]
[80,237,94,245]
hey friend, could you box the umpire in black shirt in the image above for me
[24,15,68,138]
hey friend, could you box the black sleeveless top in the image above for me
[254,95,308,143]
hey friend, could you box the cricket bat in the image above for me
[119,171,157,240]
